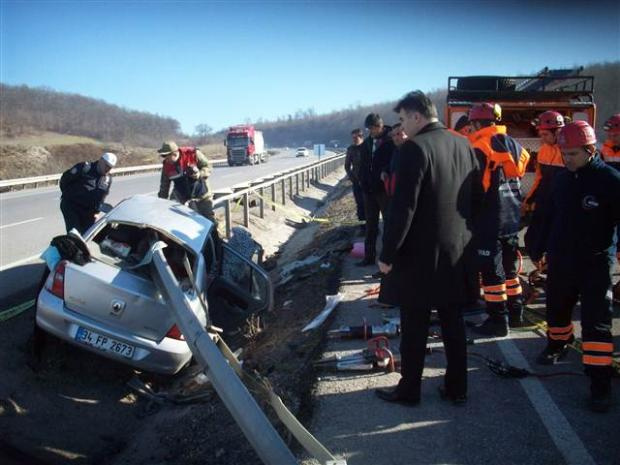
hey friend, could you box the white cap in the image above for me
[101,152,117,167]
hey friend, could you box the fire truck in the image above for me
[225,125,267,166]
[446,67,596,171]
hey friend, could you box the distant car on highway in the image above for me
[296,147,309,157]
[35,195,272,374]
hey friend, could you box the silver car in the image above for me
[36,195,272,374]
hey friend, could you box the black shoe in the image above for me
[356,257,375,267]
[375,388,419,406]
[471,318,508,337]
[535,344,570,365]
[438,386,467,406]
[589,390,612,413]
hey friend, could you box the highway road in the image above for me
[0,149,330,304]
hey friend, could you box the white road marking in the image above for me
[0,217,44,230]
[0,253,44,272]
[497,338,596,465]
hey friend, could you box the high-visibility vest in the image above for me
[601,140,620,171]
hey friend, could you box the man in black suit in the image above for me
[376,91,481,406]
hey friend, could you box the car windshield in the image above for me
[297,148,305,151]
[228,136,249,147]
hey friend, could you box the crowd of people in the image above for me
[344,91,620,413]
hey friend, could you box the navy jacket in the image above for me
[529,155,620,263]
[60,161,112,213]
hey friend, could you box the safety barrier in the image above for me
[0,159,229,192]
[212,153,346,238]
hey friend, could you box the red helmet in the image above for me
[469,103,502,122]
[603,114,620,134]
[558,121,597,149]
[533,111,565,130]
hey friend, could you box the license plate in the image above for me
[75,327,135,359]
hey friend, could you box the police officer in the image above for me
[468,103,530,336]
[157,141,216,223]
[59,152,116,234]
[529,121,620,413]
[523,111,566,262]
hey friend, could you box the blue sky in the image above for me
[1,0,619,134]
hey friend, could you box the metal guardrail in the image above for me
[212,152,346,238]
[0,159,230,192]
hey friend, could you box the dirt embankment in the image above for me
[0,140,225,180]
[0,168,357,465]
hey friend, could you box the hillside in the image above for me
[0,83,182,146]
[250,61,619,147]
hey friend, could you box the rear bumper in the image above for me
[36,289,192,374]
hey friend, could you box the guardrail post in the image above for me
[301,171,305,191]
[271,183,276,211]
[306,168,310,188]
[243,192,249,227]
[259,187,265,219]
[225,200,232,239]
[295,173,299,196]
[281,179,286,205]
[288,177,293,200]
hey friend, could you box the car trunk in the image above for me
[63,261,175,341]
[63,222,204,341]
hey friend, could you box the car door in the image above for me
[206,240,273,335]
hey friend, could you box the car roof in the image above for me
[104,195,213,254]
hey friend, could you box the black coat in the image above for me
[359,126,395,194]
[380,122,482,307]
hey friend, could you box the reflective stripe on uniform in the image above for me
[582,355,613,366]
[548,323,574,341]
[505,277,522,296]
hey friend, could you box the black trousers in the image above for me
[362,191,388,260]
[352,182,366,222]
[398,301,467,400]
[60,199,95,235]
[546,255,614,383]
[477,234,523,319]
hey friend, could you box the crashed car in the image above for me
[36,195,272,374]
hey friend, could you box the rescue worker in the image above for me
[453,115,473,137]
[468,103,530,336]
[601,114,620,301]
[157,141,216,223]
[376,91,480,406]
[523,111,566,258]
[59,152,116,234]
[344,128,366,232]
[601,114,620,171]
[529,121,620,413]
[357,114,394,266]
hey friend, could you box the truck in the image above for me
[225,125,267,166]
[446,67,596,172]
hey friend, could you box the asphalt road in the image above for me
[0,149,328,305]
